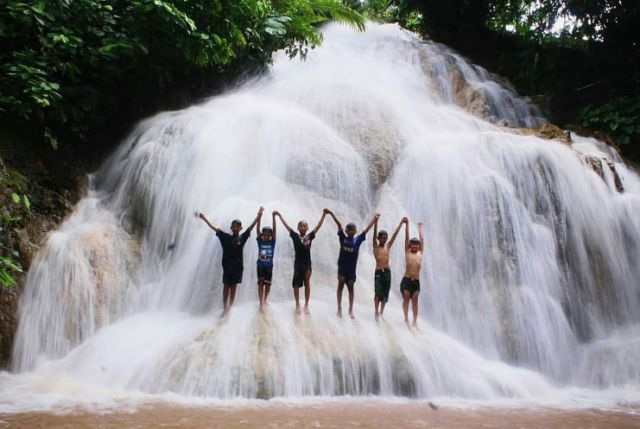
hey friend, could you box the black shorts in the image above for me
[223,266,243,285]
[374,269,391,303]
[257,265,273,283]
[292,263,311,288]
[400,277,420,298]
[338,264,357,283]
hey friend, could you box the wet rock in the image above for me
[582,155,624,193]
[513,123,572,144]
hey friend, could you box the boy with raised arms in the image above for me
[325,209,379,319]
[198,207,263,315]
[401,220,425,328]
[372,216,406,320]
[273,209,328,315]
[256,210,277,312]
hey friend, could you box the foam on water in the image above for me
[3,22,640,412]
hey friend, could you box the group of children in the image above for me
[197,206,424,328]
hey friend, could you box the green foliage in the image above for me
[0,169,29,287]
[580,98,640,146]
[0,0,364,149]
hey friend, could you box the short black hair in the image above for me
[409,237,420,244]
[346,223,357,230]
[377,230,388,237]
[231,219,242,227]
[262,226,272,233]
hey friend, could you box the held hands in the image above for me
[272,210,280,217]
[402,217,409,224]
[258,206,265,215]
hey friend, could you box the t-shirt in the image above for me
[256,236,276,268]
[289,229,315,266]
[216,229,251,269]
[337,230,366,269]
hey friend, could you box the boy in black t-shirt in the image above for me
[198,207,263,315]
[274,209,328,315]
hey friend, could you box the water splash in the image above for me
[7,23,640,404]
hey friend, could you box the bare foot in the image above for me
[375,313,380,321]
[259,305,265,313]
[304,306,310,315]
[412,321,418,330]
[295,306,302,315]
[349,311,355,319]
[221,309,229,318]
[404,319,411,329]
[337,308,343,318]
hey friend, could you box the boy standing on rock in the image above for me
[326,209,379,319]
[401,220,424,328]
[372,216,406,320]
[273,209,328,315]
[256,210,276,312]
[198,207,263,315]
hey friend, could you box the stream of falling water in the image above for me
[1,23,640,418]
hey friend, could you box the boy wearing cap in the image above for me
[401,220,425,328]
[326,209,379,319]
[198,207,264,315]
[372,216,406,320]
[256,210,277,312]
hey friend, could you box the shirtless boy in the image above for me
[273,209,328,314]
[372,216,406,320]
[401,220,424,328]
[326,210,379,319]
[198,207,263,315]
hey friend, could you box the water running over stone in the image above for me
[6,23,640,404]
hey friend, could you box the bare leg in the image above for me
[380,301,386,317]
[402,290,411,327]
[411,291,420,328]
[374,296,380,321]
[229,284,237,309]
[336,276,345,317]
[293,287,301,314]
[264,283,271,307]
[346,280,355,319]
[258,281,265,312]
[222,283,231,315]
[303,270,311,314]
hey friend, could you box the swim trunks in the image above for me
[256,264,273,284]
[374,268,391,303]
[292,262,311,288]
[400,276,420,298]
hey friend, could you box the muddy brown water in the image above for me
[2,401,639,429]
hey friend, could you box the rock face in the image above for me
[0,155,84,367]
[513,123,572,144]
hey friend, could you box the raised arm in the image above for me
[325,209,343,231]
[362,212,380,235]
[272,211,277,239]
[418,222,424,252]
[256,209,262,234]
[312,210,328,234]
[273,211,291,232]
[198,212,220,232]
[387,217,405,248]
[404,217,410,251]
[373,216,379,249]
[246,206,264,233]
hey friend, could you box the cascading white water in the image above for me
[4,23,640,406]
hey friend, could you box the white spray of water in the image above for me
[5,23,640,406]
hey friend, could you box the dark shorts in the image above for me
[292,263,311,288]
[400,277,420,298]
[257,264,273,284]
[223,266,243,285]
[374,269,391,303]
[338,264,357,283]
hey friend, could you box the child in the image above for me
[326,209,379,318]
[198,207,263,315]
[256,210,277,312]
[401,220,424,328]
[372,216,406,320]
[273,209,328,314]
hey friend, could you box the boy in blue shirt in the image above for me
[256,210,276,312]
[326,209,379,318]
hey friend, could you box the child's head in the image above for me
[377,230,388,245]
[345,223,357,238]
[297,220,309,236]
[230,219,243,235]
[261,226,273,241]
[409,237,420,253]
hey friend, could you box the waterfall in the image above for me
[5,23,640,404]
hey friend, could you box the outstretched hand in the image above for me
[272,210,280,217]
[402,216,409,224]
